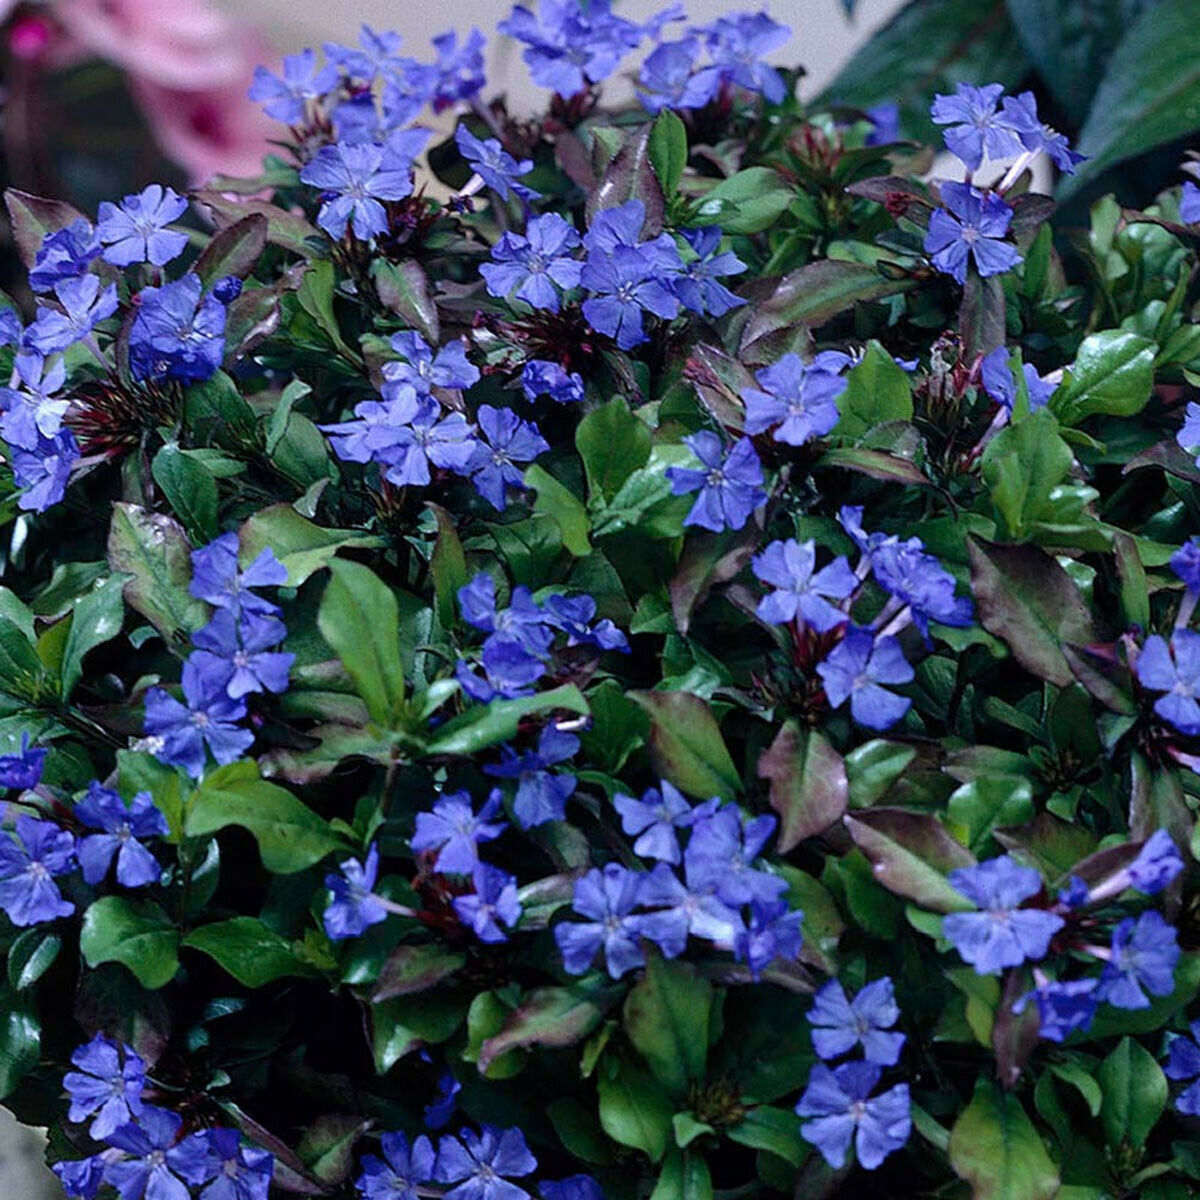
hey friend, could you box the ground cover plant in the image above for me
[2,3,1200,1198]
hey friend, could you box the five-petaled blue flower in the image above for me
[189,609,294,701]
[808,977,906,1065]
[249,49,338,124]
[190,532,287,616]
[29,219,101,293]
[733,898,804,978]
[466,405,550,511]
[172,1126,274,1200]
[1136,631,1200,735]
[433,1124,537,1200]
[942,855,1064,975]
[667,432,766,533]
[930,82,1022,170]
[480,214,582,312]
[96,185,190,268]
[556,863,646,979]
[1097,910,1179,1009]
[0,815,75,926]
[454,125,537,201]
[924,182,1022,285]
[357,1130,436,1200]
[11,428,79,513]
[693,12,791,104]
[26,275,118,355]
[521,359,584,405]
[324,844,389,940]
[1001,91,1085,175]
[614,779,708,865]
[484,725,579,828]
[383,331,480,399]
[129,275,227,385]
[75,782,168,888]
[411,790,507,875]
[1165,1018,1200,1115]
[796,1061,911,1170]
[300,141,415,240]
[638,38,722,114]
[673,227,746,317]
[686,806,787,909]
[752,538,857,631]
[817,627,914,731]
[430,30,488,111]
[0,733,46,791]
[103,1104,193,1200]
[0,351,70,449]
[63,1035,146,1141]
[453,864,522,943]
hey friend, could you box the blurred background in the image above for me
[0,0,1198,1194]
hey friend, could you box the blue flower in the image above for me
[540,1177,604,1200]
[817,628,913,731]
[752,538,857,631]
[412,790,507,875]
[481,214,582,312]
[0,351,69,449]
[796,1061,910,1170]
[929,83,1022,170]
[1136,631,1200,735]
[433,1125,537,1200]
[581,245,681,350]
[942,856,1064,974]
[742,352,847,445]
[10,428,79,512]
[542,592,628,652]
[457,574,553,653]
[190,609,294,700]
[583,199,681,269]
[189,532,286,617]
[1177,401,1200,462]
[521,359,584,404]
[102,1105,192,1200]
[1126,830,1186,896]
[379,398,478,488]
[74,782,168,888]
[383,331,480,398]
[674,227,745,317]
[63,1035,146,1141]
[685,806,787,908]
[96,185,190,268]
[614,779,703,864]
[667,432,766,532]
[808,977,905,1065]
[143,658,254,779]
[1013,978,1098,1042]
[1172,537,1200,595]
[454,126,536,202]
[324,844,389,941]
[1000,91,1085,175]
[430,30,487,110]
[25,275,118,355]
[980,347,1055,413]
[864,103,900,146]
[637,38,722,113]
[248,49,338,124]
[500,1,645,96]
[453,864,522,943]
[300,141,415,240]
[1165,1019,1200,1116]
[29,219,101,293]
[424,1070,461,1131]
[484,726,578,828]
[53,1154,109,1200]
[0,816,75,925]
[636,859,740,956]
[733,898,804,978]
[556,863,646,979]
[0,733,46,790]
[466,405,549,510]
[0,309,20,347]
[925,182,1022,285]
[860,529,973,635]
[456,640,546,703]
[1183,181,1200,225]
[1097,911,1179,1009]
[129,275,227,385]
[693,12,791,104]
[172,1127,273,1200]
[357,1131,436,1200]
[325,25,407,85]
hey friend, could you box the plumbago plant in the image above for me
[5,6,1200,1200]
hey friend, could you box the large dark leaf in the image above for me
[757,721,848,852]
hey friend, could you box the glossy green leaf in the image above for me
[981,408,1074,540]
[692,167,793,234]
[1096,1037,1167,1149]
[631,690,740,800]
[525,464,592,556]
[834,341,914,438]
[1050,331,1156,426]
[182,917,321,988]
[238,505,383,588]
[576,396,652,503]
[598,1060,673,1162]
[623,956,712,1097]
[478,984,608,1072]
[647,109,688,195]
[80,897,180,990]
[152,444,219,544]
[423,684,589,758]
[757,721,847,851]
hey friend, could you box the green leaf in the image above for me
[630,690,740,800]
[152,444,219,544]
[424,684,589,758]
[948,1077,1060,1200]
[1097,1037,1167,1149]
[372,995,467,1074]
[968,538,1098,687]
[741,262,917,351]
[7,928,61,991]
[947,777,1035,855]
[577,396,652,502]
[478,984,608,1072]
[845,740,916,808]
[834,341,914,438]
[757,721,847,852]
[981,408,1074,540]
[598,1060,673,1162]
[318,560,405,726]
[525,465,592,557]
[107,503,208,645]
[623,956,713,1097]
[192,213,268,285]
[1050,331,1156,426]
[844,809,975,913]
[372,944,466,1002]
[648,109,688,194]
[239,505,383,588]
[589,445,693,539]
[691,167,793,234]
[80,897,180,990]
[0,616,51,701]
[59,574,126,700]
[297,1115,371,1187]
[427,502,468,630]
[184,372,259,450]
[726,1106,808,1166]
[182,917,320,988]
[1062,0,1200,197]
[296,259,353,355]
[192,190,320,257]
[3,189,87,269]
[370,259,439,343]
[650,1150,713,1200]
[0,1002,40,1099]
[588,124,665,236]
[185,764,346,873]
